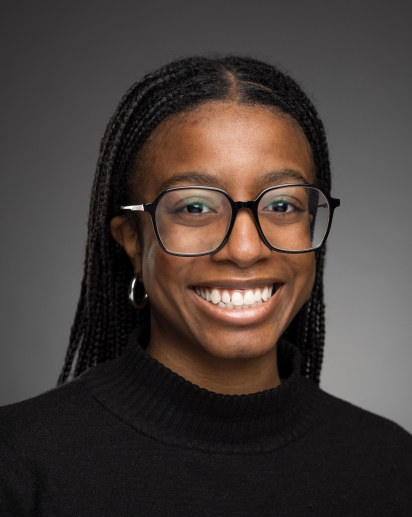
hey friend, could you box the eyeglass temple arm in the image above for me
[330,197,340,209]
[121,205,145,211]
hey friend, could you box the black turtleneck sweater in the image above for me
[1,332,412,516]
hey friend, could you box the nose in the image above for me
[211,208,272,267]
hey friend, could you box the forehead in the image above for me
[136,101,315,199]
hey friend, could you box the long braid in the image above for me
[59,55,333,385]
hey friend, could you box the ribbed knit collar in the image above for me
[81,330,325,453]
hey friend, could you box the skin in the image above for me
[111,101,316,395]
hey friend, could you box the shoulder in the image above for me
[0,380,95,514]
[1,377,88,430]
[319,384,411,439]
[0,380,90,456]
[304,379,412,468]
[0,374,132,513]
[0,374,120,466]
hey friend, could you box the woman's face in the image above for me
[112,102,316,380]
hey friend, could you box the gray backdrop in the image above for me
[1,0,411,433]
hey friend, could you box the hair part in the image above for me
[58,55,331,385]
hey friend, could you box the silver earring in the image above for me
[128,275,148,309]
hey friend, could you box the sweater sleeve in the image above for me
[379,422,412,511]
[0,440,38,517]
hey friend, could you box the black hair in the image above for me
[58,55,331,385]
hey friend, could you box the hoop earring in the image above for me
[128,275,148,309]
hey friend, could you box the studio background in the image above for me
[1,0,411,432]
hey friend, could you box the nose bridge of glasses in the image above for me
[234,200,256,211]
[220,199,271,256]
[230,200,261,233]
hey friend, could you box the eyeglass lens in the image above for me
[155,186,330,255]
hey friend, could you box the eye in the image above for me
[160,190,226,221]
[182,200,213,214]
[263,197,301,213]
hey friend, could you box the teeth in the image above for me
[210,289,221,304]
[231,292,244,306]
[244,290,255,305]
[221,290,230,303]
[196,284,276,309]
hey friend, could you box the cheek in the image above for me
[141,232,190,298]
[274,253,316,329]
[141,237,164,294]
[138,219,159,288]
[288,253,316,299]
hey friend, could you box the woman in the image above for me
[1,56,411,516]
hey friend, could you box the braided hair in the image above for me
[58,55,331,385]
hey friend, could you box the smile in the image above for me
[193,284,278,309]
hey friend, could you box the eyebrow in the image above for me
[157,172,220,192]
[157,169,310,193]
[259,169,309,186]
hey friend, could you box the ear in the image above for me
[110,216,142,274]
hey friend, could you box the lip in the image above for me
[189,283,284,326]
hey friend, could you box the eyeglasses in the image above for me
[121,184,340,257]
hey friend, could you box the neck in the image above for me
[81,329,321,452]
[146,334,281,395]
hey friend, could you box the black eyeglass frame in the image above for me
[121,184,340,257]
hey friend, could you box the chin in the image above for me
[196,325,284,361]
